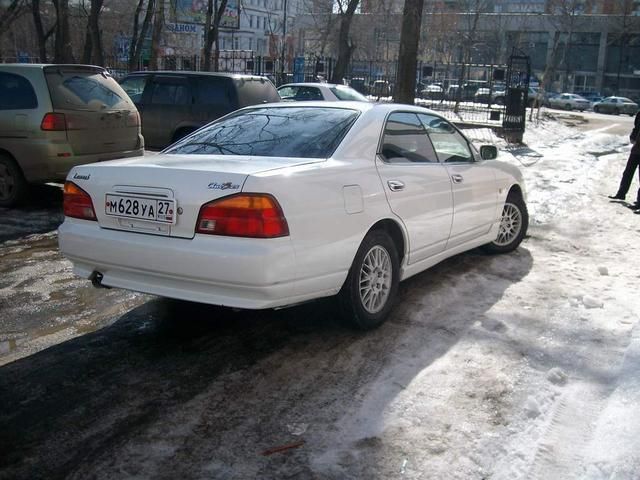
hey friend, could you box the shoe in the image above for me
[630,203,640,210]
[608,194,625,200]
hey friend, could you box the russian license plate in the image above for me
[105,194,176,224]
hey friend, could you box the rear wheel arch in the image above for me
[0,151,28,207]
[366,218,406,266]
[172,126,197,143]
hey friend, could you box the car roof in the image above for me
[239,100,444,117]
[278,82,342,88]
[124,71,269,80]
[0,63,106,70]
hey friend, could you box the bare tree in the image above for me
[128,0,155,71]
[330,0,359,83]
[149,0,165,69]
[30,0,55,62]
[394,0,425,104]
[202,0,229,71]
[0,0,24,32]
[52,0,73,62]
[80,0,104,65]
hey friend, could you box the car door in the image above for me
[375,111,453,264]
[419,113,498,249]
[140,75,192,148]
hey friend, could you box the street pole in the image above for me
[280,0,287,85]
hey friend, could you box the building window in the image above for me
[249,15,254,28]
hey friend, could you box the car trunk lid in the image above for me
[70,153,320,238]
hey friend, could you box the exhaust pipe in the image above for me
[89,271,111,289]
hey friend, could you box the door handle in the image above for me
[451,174,464,184]
[387,180,405,192]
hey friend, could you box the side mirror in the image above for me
[480,145,498,160]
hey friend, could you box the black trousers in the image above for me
[616,152,640,203]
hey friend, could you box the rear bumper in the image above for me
[58,219,329,310]
[20,136,144,183]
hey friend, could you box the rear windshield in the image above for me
[329,86,369,102]
[165,106,359,159]
[235,77,280,107]
[45,68,133,111]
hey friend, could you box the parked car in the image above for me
[370,80,391,97]
[445,84,460,100]
[0,64,143,207]
[547,93,591,111]
[119,71,280,149]
[277,83,369,102]
[592,96,639,116]
[420,84,444,100]
[474,88,491,103]
[59,102,528,330]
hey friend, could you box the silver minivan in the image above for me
[0,64,144,207]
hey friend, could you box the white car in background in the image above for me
[277,83,369,102]
[547,93,591,111]
[58,102,528,329]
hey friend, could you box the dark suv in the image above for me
[119,72,280,149]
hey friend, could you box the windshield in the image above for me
[164,106,359,158]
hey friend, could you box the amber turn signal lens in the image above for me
[63,181,97,221]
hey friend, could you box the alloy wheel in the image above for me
[358,245,392,314]
[494,202,522,247]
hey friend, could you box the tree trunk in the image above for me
[330,0,359,84]
[52,0,73,63]
[149,0,165,70]
[32,0,50,62]
[394,0,425,104]
[128,0,155,71]
[203,0,229,71]
[82,24,92,63]
[88,0,104,66]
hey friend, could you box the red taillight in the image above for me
[196,194,289,238]
[41,112,67,131]
[63,182,97,221]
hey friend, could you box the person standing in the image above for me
[609,110,640,209]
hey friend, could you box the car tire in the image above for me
[482,191,529,254]
[614,108,620,115]
[339,229,400,330]
[594,106,600,113]
[565,104,572,110]
[0,154,28,208]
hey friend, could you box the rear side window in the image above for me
[380,112,438,163]
[0,72,38,110]
[149,79,191,105]
[235,77,280,107]
[195,76,233,109]
[165,106,359,159]
[45,68,132,111]
[119,75,148,103]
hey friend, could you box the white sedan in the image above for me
[59,102,528,329]
[277,83,369,102]
[547,93,591,111]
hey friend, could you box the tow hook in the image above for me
[89,271,110,289]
